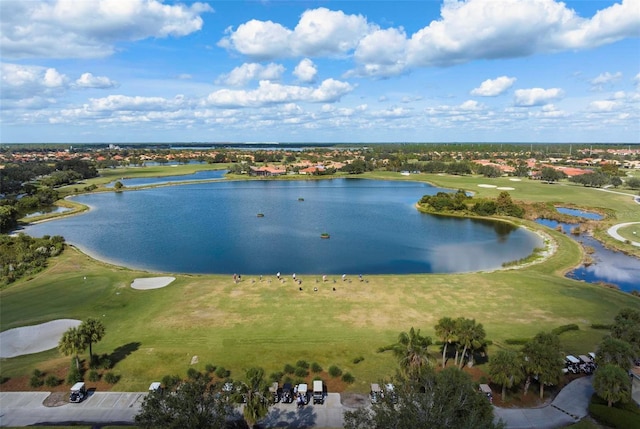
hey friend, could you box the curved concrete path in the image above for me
[493,376,594,429]
[607,222,640,247]
[0,378,594,428]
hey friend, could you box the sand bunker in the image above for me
[497,187,515,190]
[131,276,175,290]
[0,319,81,358]
[477,184,497,188]
[509,178,522,182]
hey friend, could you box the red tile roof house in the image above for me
[299,166,325,175]
[249,166,287,176]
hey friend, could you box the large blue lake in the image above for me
[24,179,543,275]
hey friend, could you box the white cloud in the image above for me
[351,27,408,77]
[218,7,372,60]
[0,0,213,59]
[218,63,285,87]
[471,76,516,96]
[1,63,68,100]
[75,72,118,89]
[588,100,619,112]
[514,88,564,106]
[459,100,484,111]
[205,78,353,107]
[293,58,318,83]
[591,71,623,86]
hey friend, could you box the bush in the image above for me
[205,364,216,374]
[88,370,100,382]
[269,371,284,383]
[32,369,43,378]
[296,360,309,369]
[45,375,61,387]
[30,375,44,388]
[591,324,613,330]
[341,372,355,384]
[162,375,181,391]
[352,356,364,364]
[294,367,309,378]
[283,364,295,374]
[215,366,230,379]
[67,365,82,385]
[310,362,323,373]
[589,402,640,429]
[100,358,112,370]
[104,372,120,384]
[328,365,342,378]
[186,368,200,380]
[552,324,579,336]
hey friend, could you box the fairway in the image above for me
[2,171,639,393]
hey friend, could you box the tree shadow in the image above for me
[259,406,317,428]
[108,342,141,366]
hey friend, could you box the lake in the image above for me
[24,179,543,275]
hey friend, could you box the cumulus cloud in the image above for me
[1,63,69,99]
[0,0,212,58]
[591,71,623,86]
[588,100,620,112]
[205,78,353,108]
[471,76,516,96]
[75,72,118,89]
[218,63,285,87]
[218,7,372,59]
[514,88,564,106]
[293,58,318,83]
[351,27,408,77]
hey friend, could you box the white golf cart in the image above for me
[313,380,324,404]
[69,382,87,403]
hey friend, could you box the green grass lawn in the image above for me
[3,169,639,394]
[617,224,640,242]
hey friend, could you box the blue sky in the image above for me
[1,0,639,144]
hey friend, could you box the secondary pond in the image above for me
[555,207,604,221]
[23,179,543,275]
[536,219,640,292]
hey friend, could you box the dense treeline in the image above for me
[419,190,525,218]
[0,233,65,286]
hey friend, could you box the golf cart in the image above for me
[479,384,493,403]
[297,383,309,407]
[281,383,294,403]
[269,382,280,403]
[313,380,324,404]
[370,383,382,404]
[149,382,162,394]
[565,355,581,374]
[384,383,398,404]
[70,382,87,403]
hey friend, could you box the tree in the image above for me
[596,336,635,371]
[593,364,631,407]
[135,372,231,429]
[113,181,124,190]
[540,167,565,183]
[488,349,524,401]
[383,327,433,378]
[521,332,564,399]
[455,318,486,368]
[610,176,622,188]
[79,318,105,362]
[58,327,86,371]
[434,317,457,368]
[343,368,500,429]
[239,367,272,428]
[611,308,640,353]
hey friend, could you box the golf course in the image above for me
[1,166,639,395]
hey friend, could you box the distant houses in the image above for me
[248,166,286,177]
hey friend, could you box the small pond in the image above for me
[24,206,72,218]
[556,207,604,220]
[536,219,640,292]
[105,169,226,188]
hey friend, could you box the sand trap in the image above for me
[509,178,522,182]
[497,187,515,190]
[131,276,175,290]
[477,184,497,188]
[0,319,81,358]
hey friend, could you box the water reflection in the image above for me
[556,207,604,220]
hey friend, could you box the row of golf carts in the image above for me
[564,352,596,375]
[369,383,398,404]
[269,380,325,407]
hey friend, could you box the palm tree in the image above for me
[79,318,105,362]
[488,349,524,401]
[390,327,433,377]
[593,364,632,407]
[434,317,457,368]
[522,332,563,399]
[58,326,86,370]
[456,319,486,368]
[241,367,271,428]
[596,336,635,371]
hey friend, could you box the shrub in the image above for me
[352,356,364,364]
[162,375,181,390]
[310,362,323,373]
[269,372,284,383]
[30,375,44,388]
[0,376,9,384]
[328,365,342,378]
[296,360,309,369]
[32,369,43,378]
[215,366,230,379]
[283,376,293,385]
[591,324,613,330]
[45,375,61,387]
[341,373,355,384]
[88,370,100,382]
[67,365,82,385]
[294,367,309,378]
[552,324,579,336]
[186,368,200,380]
[589,402,640,429]
[283,364,295,374]
[100,358,112,370]
[104,372,120,384]
[205,364,216,374]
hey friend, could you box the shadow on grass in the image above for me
[108,342,141,366]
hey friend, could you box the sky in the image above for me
[1,0,639,144]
